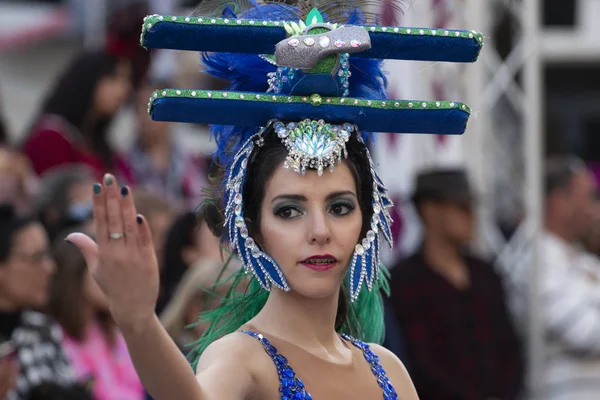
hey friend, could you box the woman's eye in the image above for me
[329,202,354,216]
[275,206,302,219]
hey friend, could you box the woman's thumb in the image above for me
[65,232,99,267]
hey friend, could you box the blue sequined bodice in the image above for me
[240,330,398,400]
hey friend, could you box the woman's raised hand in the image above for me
[67,174,159,334]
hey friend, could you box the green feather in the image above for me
[306,8,323,25]
[187,263,390,370]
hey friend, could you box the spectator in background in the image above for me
[389,168,523,400]
[24,381,92,400]
[21,50,133,183]
[129,80,208,209]
[133,188,177,269]
[105,0,151,90]
[51,231,144,400]
[0,102,7,145]
[0,206,75,400]
[157,211,235,314]
[501,156,600,400]
[0,148,37,215]
[582,190,600,257]
[159,257,237,353]
[34,166,95,243]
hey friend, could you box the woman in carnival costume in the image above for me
[66,1,483,399]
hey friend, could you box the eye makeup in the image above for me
[328,198,356,216]
[273,201,304,219]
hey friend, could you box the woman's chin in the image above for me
[288,278,343,300]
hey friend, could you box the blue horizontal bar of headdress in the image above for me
[360,31,481,62]
[143,22,285,54]
[142,22,482,63]
[150,97,469,135]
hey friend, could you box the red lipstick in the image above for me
[300,254,338,271]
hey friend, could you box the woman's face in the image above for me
[66,178,95,222]
[94,60,132,117]
[0,223,55,309]
[259,161,363,299]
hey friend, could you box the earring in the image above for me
[224,130,290,292]
[347,148,393,302]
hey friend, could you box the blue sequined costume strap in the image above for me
[341,333,399,400]
[239,330,398,399]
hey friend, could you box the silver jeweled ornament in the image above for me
[276,119,352,177]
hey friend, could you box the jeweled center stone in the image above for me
[319,36,330,48]
[310,93,322,105]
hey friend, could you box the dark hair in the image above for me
[208,125,374,330]
[0,112,7,145]
[544,155,586,197]
[157,212,200,313]
[49,233,115,344]
[24,382,92,400]
[105,1,151,89]
[35,165,95,242]
[33,50,127,168]
[0,206,37,264]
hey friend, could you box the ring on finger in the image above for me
[109,232,125,240]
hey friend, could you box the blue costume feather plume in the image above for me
[202,4,388,170]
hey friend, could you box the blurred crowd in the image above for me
[1,2,600,400]
[0,3,238,400]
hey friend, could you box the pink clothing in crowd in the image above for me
[62,321,144,400]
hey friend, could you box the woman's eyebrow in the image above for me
[271,190,357,204]
[271,194,307,204]
[326,190,357,201]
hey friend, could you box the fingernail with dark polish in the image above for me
[64,238,73,244]
[136,215,143,224]
[103,173,114,186]
[121,186,129,197]
[93,183,102,195]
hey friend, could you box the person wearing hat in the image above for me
[388,168,523,400]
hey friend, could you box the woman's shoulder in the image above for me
[194,331,274,399]
[22,116,79,175]
[367,343,420,400]
[197,331,270,372]
[24,115,75,143]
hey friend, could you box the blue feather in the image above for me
[201,3,389,201]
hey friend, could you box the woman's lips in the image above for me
[301,261,338,271]
[300,255,338,271]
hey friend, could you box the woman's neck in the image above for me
[250,287,342,352]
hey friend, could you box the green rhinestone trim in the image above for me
[140,14,484,47]
[146,88,472,115]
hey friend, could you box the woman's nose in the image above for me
[307,211,331,245]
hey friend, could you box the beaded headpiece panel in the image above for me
[140,1,483,300]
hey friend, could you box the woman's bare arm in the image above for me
[120,316,254,400]
[67,174,253,400]
[120,315,205,400]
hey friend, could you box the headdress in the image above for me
[141,2,482,302]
